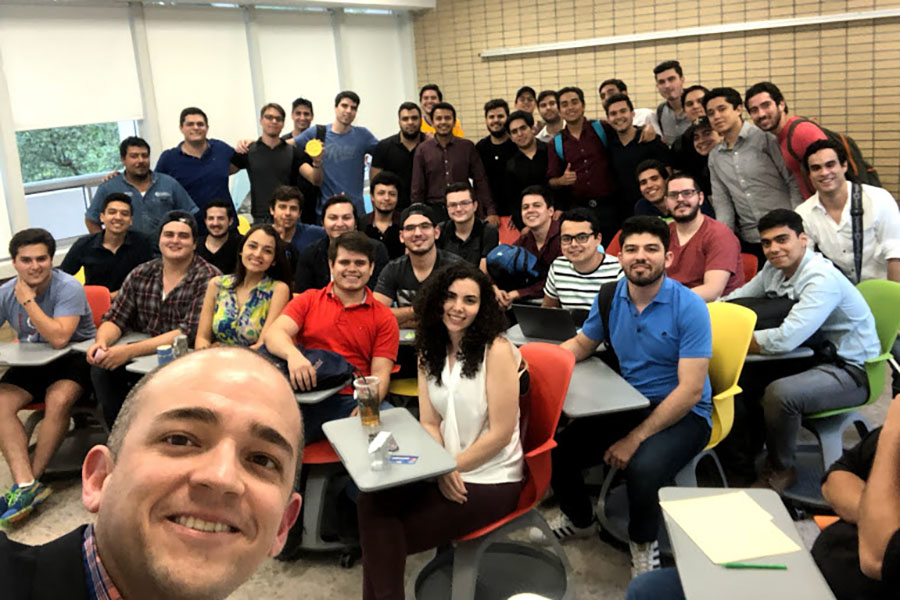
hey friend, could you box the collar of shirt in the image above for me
[82,524,123,600]
[393,132,424,147]
[117,171,159,191]
[616,274,675,307]
[715,121,753,153]
[88,230,138,251]
[177,139,214,159]
[324,281,373,309]
[808,182,854,227]
[367,211,401,226]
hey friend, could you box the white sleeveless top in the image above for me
[426,339,524,485]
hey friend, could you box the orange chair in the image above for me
[83,285,111,328]
[605,229,622,256]
[498,216,520,245]
[740,253,758,283]
[414,342,576,599]
[814,515,839,530]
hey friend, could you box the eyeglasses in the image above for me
[560,233,594,245]
[262,114,285,122]
[402,222,434,233]
[447,200,473,210]
[665,189,698,200]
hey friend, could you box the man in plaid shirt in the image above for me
[87,211,219,426]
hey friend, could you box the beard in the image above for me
[401,129,420,141]
[625,262,665,287]
[671,203,701,223]
[489,128,507,140]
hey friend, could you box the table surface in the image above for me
[505,323,569,346]
[125,353,161,374]
[745,347,815,363]
[564,356,650,418]
[294,380,351,405]
[322,407,457,492]
[71,332,150,354]
[399,328,416,346]
[659,487,835,600]
[0,342,72,367]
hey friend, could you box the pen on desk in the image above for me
[722,562,787,570]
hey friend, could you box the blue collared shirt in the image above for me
[723,249,879,368]
[155,138,235,211]
[86,172,198,236]
[581,276,713,424]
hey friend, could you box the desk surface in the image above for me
[745,347,815,363]
[564,356,650,418]
[322,408,457,492]
[399,328,416,346]
[294,380,350,405]
[125,353,161,374]
[505,324,568,346]
[0,342,71,367]
[71,332,150,354]
[659,487,835,600]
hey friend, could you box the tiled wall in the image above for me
[413,0,900,195]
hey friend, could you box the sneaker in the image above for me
[0,485,18,516]
[629,540,660,578]
[0,482,51,526]
[752,465,798,494]
[529,513,597,544]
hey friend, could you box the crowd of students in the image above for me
[0,57,899,600]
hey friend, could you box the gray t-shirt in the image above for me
[0,269,96,343]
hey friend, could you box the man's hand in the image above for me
[94,344,134,371]
[437,470,468,503]
[101,170,119,183]
[287,352,317,391]
[559,163,577,186]
[604,432,643,470]
[552,209,563,220]
[86,342,107,366]
[485,215,501,228]
[747,336,761,355]
[13,279,36,307]
[235,139,254,154]
[638,125,659,143]
[493,286,511,309]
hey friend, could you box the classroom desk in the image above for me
[70,332,150,354]
[744,347,815,363]
[124,353,160,374]
[659,487,836,600]
[563,357,650,418]
[294,380,351,405]
[322,407,457,493]
[0,342,71,367]
[505,324,567,346]
[399,328,416,346]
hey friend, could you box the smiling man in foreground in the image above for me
[0,347,304,600]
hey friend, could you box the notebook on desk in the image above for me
[512,305,587,342]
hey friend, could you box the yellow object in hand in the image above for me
[305,138,323,158]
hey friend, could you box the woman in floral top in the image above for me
[196,224,292,349]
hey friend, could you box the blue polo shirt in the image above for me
[290,223,327,255]
[581,276,712,424]
[86,172,198,237]
[155,138,235,211]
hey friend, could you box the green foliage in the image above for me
[16,122,121,183]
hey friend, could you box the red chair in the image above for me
[740,253,758,283]
[605,229,622,256]
[497,216,520,245]
[413,342,576,599]
[83,285,111,328]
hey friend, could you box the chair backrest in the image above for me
[740,253,758,284]
[497,216,520,245]
[605,229,622,256]
[857,279,900,405]
[237,215,251,235]
[517,343,575,508]
[83,285,111,328]
[706,302,756,449]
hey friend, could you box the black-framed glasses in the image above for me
[665,189,698,200]
[402,222,434,233]
[447,200,473,210]
[560,233,593,245]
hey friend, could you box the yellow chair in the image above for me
[237,215,251,235]
[389,377,418,398]
[74,266,85,284]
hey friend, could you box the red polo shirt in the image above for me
[282,283,399,377]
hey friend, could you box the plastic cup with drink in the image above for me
[354,375,381,434]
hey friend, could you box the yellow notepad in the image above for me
[660,491,801,564]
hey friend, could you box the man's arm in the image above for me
[560,331,601,362]
[15,285,80,349]
[691,269,731,302]
[708,160,736,232]
[822,470,866,524]
[754,274,840,354]
[373,291,417,328]
[85,186,107,234]
[370,356,393,401]
[888,259,900,283]
[171,180,198,215]
[542,295,562,308]
[468,146,496,217]
[859,394,900,580]
[262,314,317,391]
[410,147,426,204]
[767,134,803,207]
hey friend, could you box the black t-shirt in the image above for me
[606,126,671,217]
[231,139,313,220]
[371,133,423,211]
[436,219,499,267]
[197,230,242,275]
[373,250,461,307]
[476,137,518,217]
[59,230,155,292]
[364,212,404,260]
[505,141,550,227]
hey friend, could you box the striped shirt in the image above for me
[543,253,623,311]
[82,524,123,600]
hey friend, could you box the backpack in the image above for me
[595,280,620,373]
[257,343,355,390]
[486,244,540,291]
[786,118,881,187]
[552,120,608,162]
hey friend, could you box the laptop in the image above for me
[512,305,588,342]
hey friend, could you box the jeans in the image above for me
[626,567,685,600]
[550,408,710,543]
[763,363,868,469]
[91,365,138,428]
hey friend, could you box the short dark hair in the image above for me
[101,192,132,213]
[335,90,360,107]
[559,207,599,235]
[758,209,804,237]
[520,184,554,208]
[653,60,683,77]
[370,170,403,197]
[666,170,701,191]
[9,228,55,260]
[419,83,443,101]
[291,97,313,113]
[505,110,534,132]
[599,78,627,93]
[260,102,286,120]
[557,86,585,104]
[444,181,473,200]
[328,231,374,264]
[119,136,150,159]
[400,203,437,227]
[515,86,536,101]
[703,87,742,110]
[203,198,235,220]
[158,210,198,241]
[431,102,456,122]
[636,158,669,182]
[322,194,359,229]
[270,185,303,211]
[802,138,849,172]
[681,85,709,108]
[744,81,786,111]
[398,101,421,117]
[688,116,714,138]
[603,93,633,113]
[483,98,509,117]
[179,107,208,127]
[620,216,670,252]
[537,89,558,105]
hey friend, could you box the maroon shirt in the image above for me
[667,217,745,296]
[513,219,562,299]
[546,120,615,200]
[411,136,494,214]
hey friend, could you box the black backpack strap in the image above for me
[784,117,810,163]
[850,182,864,283]
[597,281,617,349]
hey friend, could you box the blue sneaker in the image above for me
[0,482,51,526]
[0,485,17,516]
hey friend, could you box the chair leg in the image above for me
[674,453,700,487]
[595,466,620,536]
[23,412,43,441]
[449,540,480,600]
[300,464,346,551]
